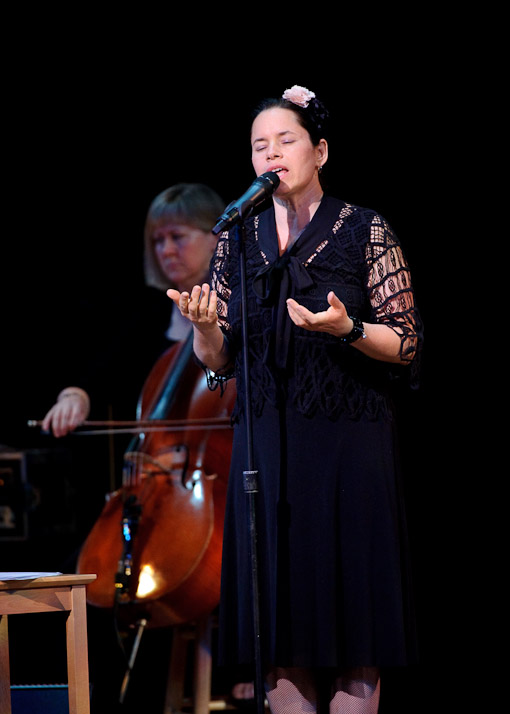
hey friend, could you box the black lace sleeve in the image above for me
[365,213,423,379]
[210,231,233,332]
[197,232,236,391]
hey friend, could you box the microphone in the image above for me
[212,171,280,235]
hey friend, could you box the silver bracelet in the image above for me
[58,390,88,402]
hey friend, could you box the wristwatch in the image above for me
[340,316,367,344]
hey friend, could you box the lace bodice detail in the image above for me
[210,197,423,421]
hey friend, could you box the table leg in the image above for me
[0,615,12,714]
[66,585,91,714]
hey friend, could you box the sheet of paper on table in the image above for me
[0,572,63,580]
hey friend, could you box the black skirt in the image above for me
[218,400,418,669]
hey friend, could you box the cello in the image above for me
[75,329,236,630]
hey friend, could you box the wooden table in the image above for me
[0,573,96,714]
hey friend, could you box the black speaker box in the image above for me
[11,684,69,713]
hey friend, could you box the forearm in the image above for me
[193,324,232,374]
[286,293,415,366]
[351,321,412,364]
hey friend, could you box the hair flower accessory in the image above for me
[282,85,316,108]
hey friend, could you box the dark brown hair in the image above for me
[252,94,330,146]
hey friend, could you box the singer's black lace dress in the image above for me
[208,196,423,669]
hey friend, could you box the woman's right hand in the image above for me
[41,387,91,437]
[168,283,231,374]
[167,283,219,332]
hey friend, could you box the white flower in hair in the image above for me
[282,85,316,108]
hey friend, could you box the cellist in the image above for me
[42,183,224,438]
[39,183,247,712]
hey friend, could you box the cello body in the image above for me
[76,334,236,628]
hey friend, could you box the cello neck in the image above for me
[140,330,195,421]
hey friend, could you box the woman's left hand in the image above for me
[286,291,353,338]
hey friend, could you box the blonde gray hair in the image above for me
[144,183,224,290]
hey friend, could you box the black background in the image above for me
[1,17,486,714]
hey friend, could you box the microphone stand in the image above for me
[233,218,265,714]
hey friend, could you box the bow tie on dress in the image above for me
[253,250,314,370]
[249,196,341,371]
